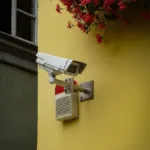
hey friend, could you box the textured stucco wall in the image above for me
[38,1,150,150]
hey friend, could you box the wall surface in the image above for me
[0,63,37,150]
[38,1,150,150]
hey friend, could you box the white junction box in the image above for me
[55,91,78,121]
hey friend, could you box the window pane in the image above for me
[0,0,11,34]
[16,11,35,42]
[17,0,35,14]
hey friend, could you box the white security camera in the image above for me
[36,52,87,76]
[36,52,94,122]
[36,52,94,102]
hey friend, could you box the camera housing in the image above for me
[36,52,87,76]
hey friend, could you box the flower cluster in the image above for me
[55,0,150,43]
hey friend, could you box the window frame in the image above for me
[11,0,38,45]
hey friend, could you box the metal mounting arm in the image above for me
[49,75,94,101]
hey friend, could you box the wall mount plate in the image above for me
[79,80,94,101]
[64,78,74,94]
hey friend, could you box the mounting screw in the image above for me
[65,89,68,93]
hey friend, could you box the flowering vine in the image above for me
[55,0,150,43]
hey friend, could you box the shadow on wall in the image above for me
[61,5,150,150]
[94,5,150,149]
[104,4,150,52]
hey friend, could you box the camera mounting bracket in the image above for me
[50,75,94,101]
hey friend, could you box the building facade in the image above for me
[38,1,150,150]
[0,0,38,150]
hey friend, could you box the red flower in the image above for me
[77,22,85,32]
[55,0,142,44]
[73,7,81,14]
[56,4,61,13]
[81,0,91,6]
[93,0,99,6]
[103,0,115,11]
[117,1,127,11]
[82,13,94,23]
[73,7,83,18]
[67,21,74,28]
[98,22,106,28]
[96,34,103,43]
[60,0,72,13]
[66,5,72,13]
[60,0,72,6]
[77,22,82,28]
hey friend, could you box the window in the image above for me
[0,1,12,34]
[0,0,37,44]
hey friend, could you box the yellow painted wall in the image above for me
[38,1,150,150]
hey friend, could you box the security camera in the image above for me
[36,52,94,102]
[36,52,87,76]
[36,52,94,122]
